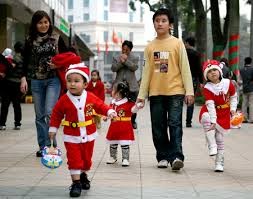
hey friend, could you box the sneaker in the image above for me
[171,158,184,171]
[14,126,21,130]
[157,160,168,168]
[106,157,117,164]
[69,182,82,197]
[0,126,6,130]
[186,123,192,128]
[122,159,130,167]
[36,150,43,157]
[215,163,224,172]
[209,147,217,156]
[80,172,90,190]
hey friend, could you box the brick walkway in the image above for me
[0,100,253,198]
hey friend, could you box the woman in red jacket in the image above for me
[86,70,105,129]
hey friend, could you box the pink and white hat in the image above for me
[202,59,223,80]
[65,63,90,81]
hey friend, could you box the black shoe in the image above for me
[186,123,192,127]
[80,172,90,190]
[242,120,248,123]
[69,182,82,197]
[36,150,43,157]
[132,122,137,129]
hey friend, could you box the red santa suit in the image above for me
[86,80,105,101]
[106,98,135,145]
[49,90,114,171]
[199,78,237,133]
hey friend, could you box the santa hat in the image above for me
[65,63,89,81]
[202,59,223,80]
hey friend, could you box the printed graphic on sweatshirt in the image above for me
[154,51,169,73]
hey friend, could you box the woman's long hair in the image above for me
[28,10,53,42]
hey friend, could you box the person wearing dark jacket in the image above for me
[0,42,25,130]
[20,10,67,157]
[184,37,203,127]
[239,57,253,123]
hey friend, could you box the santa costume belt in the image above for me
[216,103,230,109]
[61,119,94,128]
[112,117,131,121]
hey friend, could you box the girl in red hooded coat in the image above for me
[199,60,237,172]
[86,70,105,129]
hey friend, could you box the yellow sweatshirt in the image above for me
[138,36,194,99]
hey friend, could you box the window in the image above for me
[129,12,133,22]
[68,15,73,23]
[104,10,108,21]
[83,0,89,7]
[104,0,108,6]
[103,31,108,42]
[80,33,90,43]
[83,13,89,21]
[68,0,73,9]
[129,32,133,41]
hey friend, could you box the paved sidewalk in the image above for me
[0,100,253,198]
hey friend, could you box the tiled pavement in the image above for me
[0,99,253,198]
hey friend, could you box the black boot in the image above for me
[69,181,82,197]
[80,172,90,190]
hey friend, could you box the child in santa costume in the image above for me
[86,70,105,129]
[106,82,141,167]
[199,59,237,172]
[48,63,116,197]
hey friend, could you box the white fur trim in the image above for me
[204,79,230,95]
[112,97,128,106]
[204,64,223,80]
[70,169,81,175]
[49,127,58,133]
[106,140,134,145]
[63,132,99,143]
[65,68,89,81]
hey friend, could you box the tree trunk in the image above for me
[192,0,207,62]
[210,0,229,60]
[228,0,240,78]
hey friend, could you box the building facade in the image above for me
[65,0,146,83]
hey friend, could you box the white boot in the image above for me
[215,150,224,172]
[205,130,217,156]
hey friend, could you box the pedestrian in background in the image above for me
[184,36,203,127]
[239,57,253,123]
[136,8,194,171]
[20,10,67,157]
[86,69,105,129]
[199,60,237,172]
[0,42,25,130]
[111,40,139,129]
[49,63,116,197]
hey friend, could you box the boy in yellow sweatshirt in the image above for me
[136,8,194,171]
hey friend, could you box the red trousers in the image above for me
[64,140,95,171]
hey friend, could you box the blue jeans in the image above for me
[150,95,184,163]
[31,77,60,149]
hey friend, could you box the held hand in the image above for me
[230,110,236,117]
[208,123,216,131]
[102,116,108,122]
[136,99,145,109]
[185,95,194,106]
[108,112,117,119]
[48,132,56,140]
[48,62,57,69]
[20,77,28,94]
